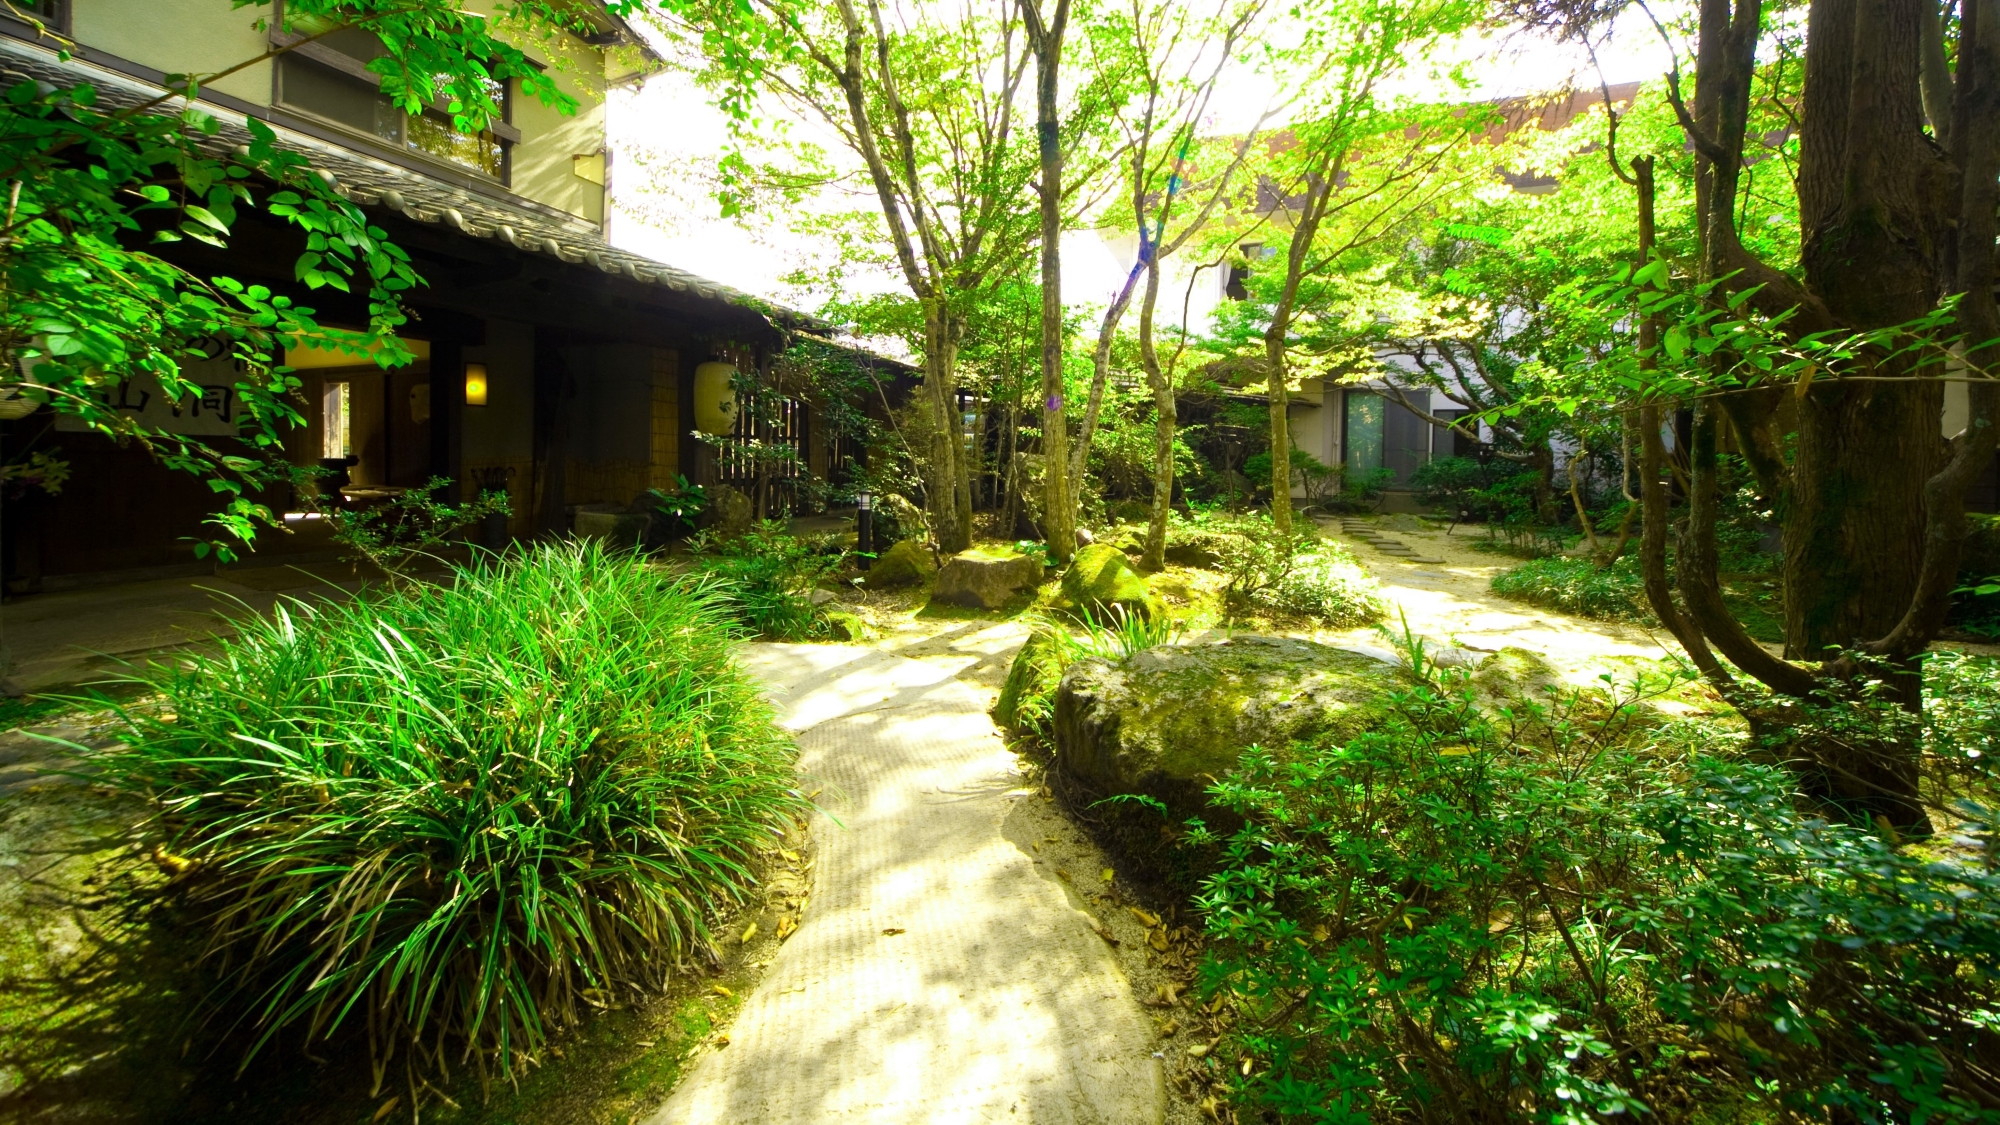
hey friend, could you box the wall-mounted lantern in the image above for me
[464,363,489,407]
[693,359,739,435]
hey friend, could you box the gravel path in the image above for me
[1313,515,1680,678]
[646,643,1164,1125]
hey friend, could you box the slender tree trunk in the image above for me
[1072,263,1143,527]
[1023,0,1074,563]
[923,303,971,552]
[947,311,973,546]
[1139,251,1173,571]
[1263,327,1292,532]
[1260,170,1333,537]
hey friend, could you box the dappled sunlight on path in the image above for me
[646,644,1162,1125]
[1314,517,1678,682]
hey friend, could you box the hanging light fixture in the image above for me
[692,359,738,435]
[464,363,489,407]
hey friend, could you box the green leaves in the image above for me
[85,543,803,1081]
[1191,662,2000,1122]
[0,2,596,560]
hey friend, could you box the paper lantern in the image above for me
[464,363,489,407]
[693,360,739,435]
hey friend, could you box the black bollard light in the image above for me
[856,490,874,568]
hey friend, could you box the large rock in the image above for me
[573,504,647,549]
[866,539,937,590]
[707,485,753,537]
[1057,543,1166,623]
[933,547,1044,609]
[1053,635,1398,812]
[994,627,1067,733]
[1162,526,1228,570]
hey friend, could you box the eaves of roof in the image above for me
[0,35,841,339]
[586,1,663,65]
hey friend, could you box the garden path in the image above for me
[646,643,1164,1125]
[1313,515,1685,680]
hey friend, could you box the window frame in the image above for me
[268,5,520,184]
[0,0,70,39]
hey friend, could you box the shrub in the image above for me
[85,542,801,1080]
[1190,669,2000,1123]
[1490,553,1645,620]
[1242,448,1341,507]
[1204,512,1317,601]
[1249,549,1385,625]
[643,474,708,540]
[1924,650,2000,780]
[687,521,847,639]
[312,475,511,574]
[1409,454,1486,515]
[1188,512,1386,624]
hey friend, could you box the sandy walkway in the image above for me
[646,643,1163,1125]
[1312,515,1684,681]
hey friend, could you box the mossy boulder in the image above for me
[933,547,1044,609]
[995,627,1068,734]
[825,611,871,642]
[1162,526,1228,570]
[1057,543,1166,623]
[865,539,936,590]
[1052,635,1400,815]
[1470,646,1562,703]
[707,485,753,537]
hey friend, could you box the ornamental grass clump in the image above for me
[85,541,800,1084]
[1489,553,1646,621]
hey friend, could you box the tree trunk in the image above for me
[1024,0,1074,564]
[1788,0,1948,684]
[1073,263,1143,531]
[923,303,971,552]
[1260,170,1333,537]
[1139,249,1173,572]
[1263,328,1292,531]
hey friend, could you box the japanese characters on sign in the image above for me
[54,353,247,437]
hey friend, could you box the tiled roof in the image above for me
[0,35,829,333]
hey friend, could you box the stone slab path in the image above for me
[647,643,1163,1125]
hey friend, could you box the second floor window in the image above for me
[1225,242,1265,301]
[273,18,515,181]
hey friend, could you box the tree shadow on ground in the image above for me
[0,785,389,1125]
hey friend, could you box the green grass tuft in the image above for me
[82,541,802,1082]
[1489,554,1646,621]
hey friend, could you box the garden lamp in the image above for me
[856,490,874,568]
